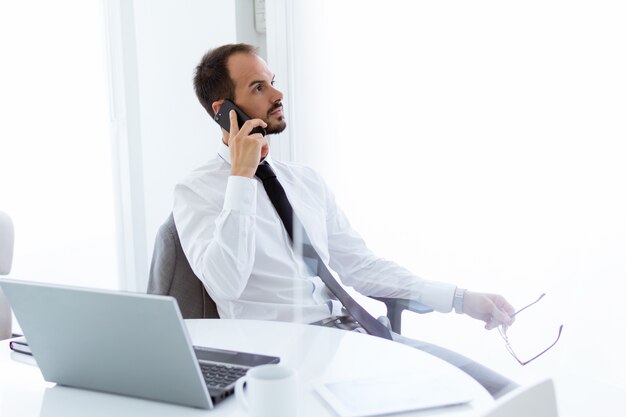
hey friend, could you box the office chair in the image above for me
[480,378,559,417]
[147,214,433,334]
[0,211,15,340]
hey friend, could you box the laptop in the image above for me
[0,278,280,409]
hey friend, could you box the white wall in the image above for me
[283,0,626,408]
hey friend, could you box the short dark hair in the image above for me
[193,43,258,118]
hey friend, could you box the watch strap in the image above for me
[453,288,467,314]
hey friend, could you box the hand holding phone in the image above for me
[214,99,267,136]
[215,100,268,177]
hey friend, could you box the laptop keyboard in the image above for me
[199,362,249,390]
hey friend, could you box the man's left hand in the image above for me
[463,291,515,330]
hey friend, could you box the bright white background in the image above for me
[0,1,118,290]
[286,0,626,406]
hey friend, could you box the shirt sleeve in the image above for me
[322,180,456,313]
[173,175,257,301]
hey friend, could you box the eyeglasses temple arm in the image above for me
[511,293,546,318]
[520,324,564,366]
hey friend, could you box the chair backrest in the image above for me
[0,211,15,339]
[147,213,219,319]
[481,378,559,417]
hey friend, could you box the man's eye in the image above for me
[255,85,263,92]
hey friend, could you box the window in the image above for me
[0,1,118,292]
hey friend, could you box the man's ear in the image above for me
[211,99,225,116]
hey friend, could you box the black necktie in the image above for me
[255,162,392,340]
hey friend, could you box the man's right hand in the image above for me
[226,110,268,178]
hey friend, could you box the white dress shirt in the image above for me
[173,142,456,324]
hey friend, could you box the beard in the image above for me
[266,119,287,135]
[265,103,287,134]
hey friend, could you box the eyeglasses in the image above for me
[498,293,563,366]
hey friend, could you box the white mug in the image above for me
[235,364,299,417]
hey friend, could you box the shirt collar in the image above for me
[217,140,274,168]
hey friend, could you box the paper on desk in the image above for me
[315,372,473,417]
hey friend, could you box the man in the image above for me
[173,43,517,397]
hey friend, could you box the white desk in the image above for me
[0,319,493,416]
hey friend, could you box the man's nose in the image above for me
[270,85,283,102]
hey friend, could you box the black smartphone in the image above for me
[213,99,266,136]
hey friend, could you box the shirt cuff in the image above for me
[223,176,257,214]
[420,281,456,313]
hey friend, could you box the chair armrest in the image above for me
[371,297,434,334]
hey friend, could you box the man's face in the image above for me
[227,53,286,134]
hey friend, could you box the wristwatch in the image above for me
[453,287,467,314]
